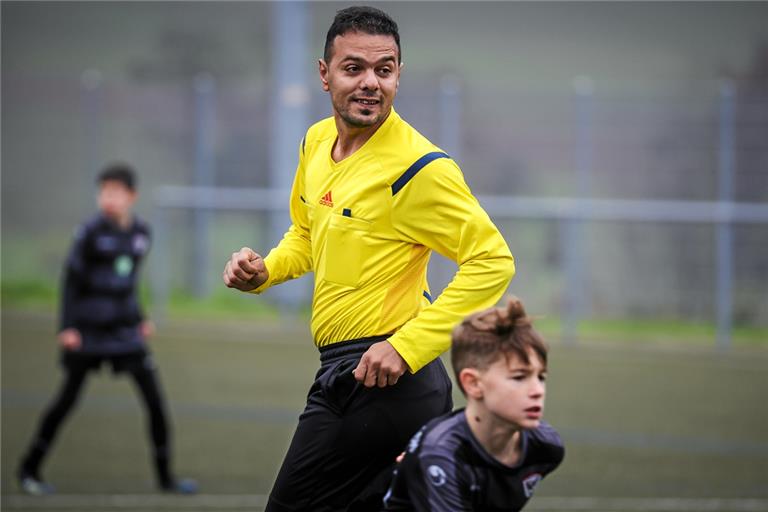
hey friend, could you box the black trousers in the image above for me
[266,336,453,512]
[19,351,174,486]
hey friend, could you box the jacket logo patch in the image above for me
[133,234,149,254]
[319,191,334,207]
[427,465,447,487]
[522,473,542,498]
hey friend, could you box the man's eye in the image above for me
[345,66,359,72]
[378,68,392,75]
[539,373,548,382]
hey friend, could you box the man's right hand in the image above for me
[223,247,269,292]
[58,328,82,351]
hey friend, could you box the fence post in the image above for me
[716,80,735,350]
[428,74,464,298]
[192,73,217,298]
[151,205,170,325]
[439,74,462,163]
[81,68,103,211]
[562,76,594,344]
[269,1,310,311]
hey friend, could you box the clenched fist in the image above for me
[223,247,269,292]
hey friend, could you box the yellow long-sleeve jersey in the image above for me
[251,109,515,372]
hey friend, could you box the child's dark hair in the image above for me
[451,296,548,395]
[324,6,401,64]
[97,163,137,191]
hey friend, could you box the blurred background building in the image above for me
[3,1,767,341]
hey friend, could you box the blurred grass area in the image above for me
[1,308,315,496]
[3,278,765,347]
[533,316,768,347]
[2,308,767,503]
[1,279,291,321]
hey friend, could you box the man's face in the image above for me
[97,180,136,221]
[319,30,401,129]
[477,350,547,430]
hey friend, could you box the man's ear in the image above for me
[318,59,330,92]
[459,368,483,400]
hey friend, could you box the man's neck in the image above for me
[331,109,391,162]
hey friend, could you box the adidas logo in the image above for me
[319,191,334,207]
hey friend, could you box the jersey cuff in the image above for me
[388,335,421,374]
[246,274,272,295]
[246,255,276,295]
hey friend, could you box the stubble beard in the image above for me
[339,106,380,128]
[334,94,389,129]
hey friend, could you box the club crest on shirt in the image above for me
[522,473,542,498]
[427,465,447,487]
[114,255,134,276]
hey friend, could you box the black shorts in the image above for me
[266,335,453,512]
[60,350,152,375]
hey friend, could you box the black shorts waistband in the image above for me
[318,335,390,363]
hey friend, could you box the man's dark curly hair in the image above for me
[324,6,401,64]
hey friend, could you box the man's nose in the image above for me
[359,69,379,90]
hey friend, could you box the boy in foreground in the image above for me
[383,297,564,511]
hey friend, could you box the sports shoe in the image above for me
[161,477,199,494]
[18,473,55,496]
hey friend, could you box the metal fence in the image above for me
[147,75,768,347]
[3,47,767,342]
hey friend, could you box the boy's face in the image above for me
[476,349,547,430]
[97,180,136,220]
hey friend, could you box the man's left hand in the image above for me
[353,341,408,388]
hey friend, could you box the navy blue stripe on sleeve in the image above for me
[391,152,450,196]
[423,290,433,303]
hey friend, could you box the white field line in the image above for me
[1,494,262,509]
[3,495,768,511]
[528,497,768,511]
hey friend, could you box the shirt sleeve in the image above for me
[248,142,313,294]
[388,158,515,372]
[415,454,473,512]
[135,223,152,323]
[59,224,90,331]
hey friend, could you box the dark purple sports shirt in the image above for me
[383,409,564,511]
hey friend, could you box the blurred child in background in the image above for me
[17,163,197,495]
[383,297,564,511]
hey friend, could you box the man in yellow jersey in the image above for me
[223,6,514,511]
